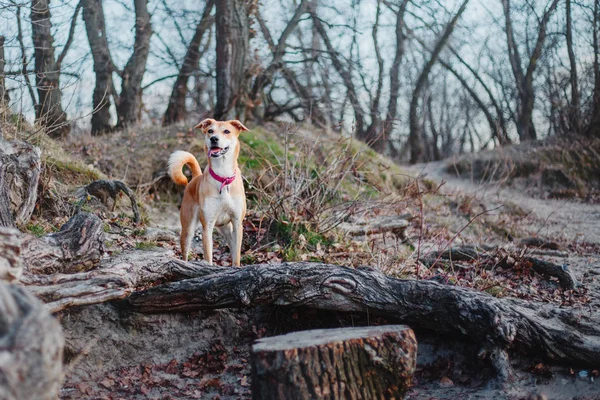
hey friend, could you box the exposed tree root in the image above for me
[75,179,140,223]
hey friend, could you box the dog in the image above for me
[168,118,249,266]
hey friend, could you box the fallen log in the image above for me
[429,245,578,289]
[0,212,105,277]
[21,249,220,312]
[251,325,417,400]
[340,215,410,237]
[0,281,64,400]
[0,138,41,227]
[124,262,600,378]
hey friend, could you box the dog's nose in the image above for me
[210,136,219,144]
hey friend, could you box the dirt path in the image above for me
[409,160,600,245]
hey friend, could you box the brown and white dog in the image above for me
[168,118,248,266]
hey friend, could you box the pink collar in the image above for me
[209,167,236,194]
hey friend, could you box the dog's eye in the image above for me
[207,129,213,134]
[224,130,230,134]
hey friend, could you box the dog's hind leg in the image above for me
[179,200,198,261]
[202,220,216,265]
[218,222,235,257]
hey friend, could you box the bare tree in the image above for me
[0,36,8,106]
[501,0,560,141]
[249,0,310,118]
[82,0,114,134]
[408,0,469,164]
[116,0,153,128]
[588,0,600,138]
[565,0,580,134]
[214,0,250,120]
[383,0,409,157]
[30,0,80,138]
[311,4,366,140]
[163,0,215,126]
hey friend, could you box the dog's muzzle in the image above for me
[209,146,230,158]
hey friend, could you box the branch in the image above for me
[56,0,83,68]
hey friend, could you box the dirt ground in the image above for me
[57,156,600,400]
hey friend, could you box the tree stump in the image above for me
[251,325,417,400]
[0,138,41,227]
[0,281,64,399]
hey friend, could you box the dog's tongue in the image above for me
[209,147,222,156]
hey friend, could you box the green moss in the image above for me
[47,158,102,185]
[25,223,47,237]
[135,241,157,250]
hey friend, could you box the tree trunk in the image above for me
[0,281,64,400]
[565,0,580,134]
[214,0,249,120]
[383,0,409,157]
[0,138,41,228]
[163,0,214,126]
[587,0,600,138]
[30,0,70,138]
[251,325,417,400]
[0,36,8,105]
[409,0,469,163]
[116,0,152,128]
[82,0,114,134]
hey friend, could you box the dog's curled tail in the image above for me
[168,151,202,186]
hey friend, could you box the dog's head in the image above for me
[194,118,249,159]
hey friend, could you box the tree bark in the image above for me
[124,262,600,375]
[116,0,153,128]
[30,0,70,138]
[0,212,104,277]
[82,0,114,134]
[163,0,214,126]
[214,0,249,120]
[409,0,469,163]
[0,138,41,227]
[0,281,64,400]
[251,325,417,400]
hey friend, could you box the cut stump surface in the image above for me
[251,325,417,400]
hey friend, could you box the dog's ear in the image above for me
[228,120,249,133]
[194,118,216,131]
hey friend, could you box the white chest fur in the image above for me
[201,192,244,227]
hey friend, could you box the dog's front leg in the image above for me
[202,221,215,265]
[231,219,243,267]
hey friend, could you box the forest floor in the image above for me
[5,120,599,399]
